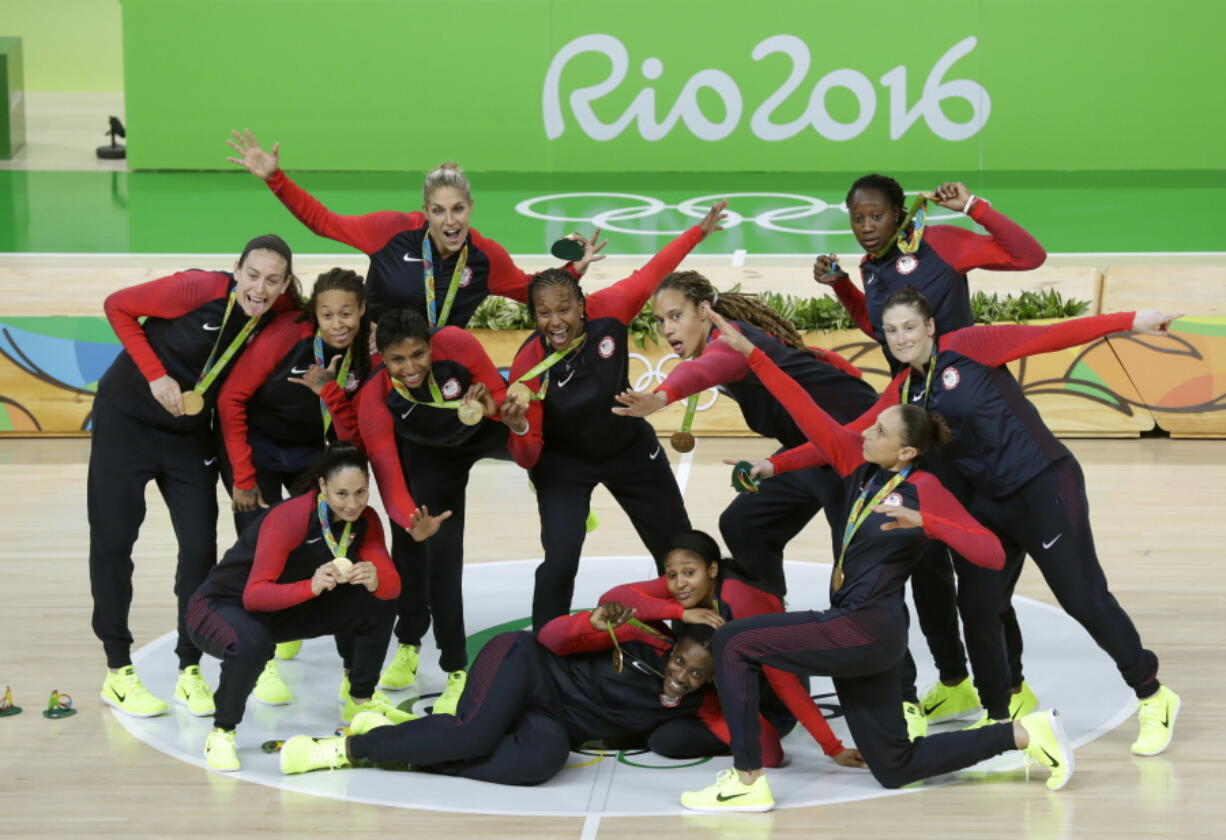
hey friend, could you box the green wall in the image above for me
[120,0,1225,172]
[2,1,122,92]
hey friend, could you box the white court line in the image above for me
[731,248,747,266]
[579,815,601,840]
[673,449,696,496]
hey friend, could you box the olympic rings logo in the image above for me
[628,351,720,411]
[515,191,957,237]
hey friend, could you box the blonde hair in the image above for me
[423,161,472,204]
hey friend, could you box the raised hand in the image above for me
[571,227,609,276]
[590,601,636,631]
[923,181,971,213]
[407,504,453,542]
[699,200,729,236]
[813,254,846,286]
[287,354,341,395]
[226,129,279,181]
[708,309,754,358]
[1131,310,1184,335]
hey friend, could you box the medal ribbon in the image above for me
[313,333,354,437]
[869,195,928,258]
[900,348,939,407]
[315,492,354,559]
[389,369,464,410]
[678,393,699,434]
[193,292,260,396]
[421,235,469,328]
[512,334,587,400]
[836,466,914,574]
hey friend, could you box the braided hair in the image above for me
[527,268,586,322]
[656,271,806,350]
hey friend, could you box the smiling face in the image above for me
[233,248,291,317]
[423,185,472,258]
[661,638,715,701]
[664,549,718,609]
[653,288,710,359]
[848,188,903,255]
[317,465,369,523]
[315,289,365,350]
[382,336,432,390]
[860,405,917,471]
[532,285,585,350]
[882,301,936,368]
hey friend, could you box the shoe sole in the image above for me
[252,694,293,707]
[206,760,241,772]
[1131,695,1180,757]
[100,691,168,718]
[376,680,416,691]
[174,695,216,717]
[1045,709,1075,791]
[681,801,774,813]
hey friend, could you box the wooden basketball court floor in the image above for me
[1,431,1222,839]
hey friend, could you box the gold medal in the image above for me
[457,401,483,426]
[670,431,695,453]
[331,557,354,583]
[181,390,204,416]
[831,566,845,591]
[611,646,624,673]
[506,382,534,406]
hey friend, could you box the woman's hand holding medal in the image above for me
[150,375,186,417]
[589,601,635,631]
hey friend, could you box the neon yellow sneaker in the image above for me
[903,702,928,740]
[378,644,420,690]
[275,640,302,660]
[342,691,416,724]
[681,769,775,813]
[432,670,468,716]
[101,666,168,717]
[253,660,293,706]
[920,676,981,722]
[205,728,240,772]
[1010,681,1039,720]
[585,509,600,533]
[280,735,351,775]
[1132,685,1180,756]
[338,672,350,701]
[1020,709,1074,791]
[174,665,215,716]
[349,710,396,735]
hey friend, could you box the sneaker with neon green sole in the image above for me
[903,702,928,740]
[1132,685,1180,756]
[101,666,168,718]
[275,640,303,660]
[432,670,468,716]
[920,676,981,722]
[349,710,396,735]
[205,728,240,772]
[253,659,293,705]
[280,735,351,775]
[681,769,775,813]
[342,691,416,724]
[1010,681,1039,720]
[174,665,215,716]
[377,644,420,691]
[1020,709,1074,791]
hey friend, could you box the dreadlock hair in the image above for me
[291,439,368,496]
[655,270,806,351]
[845,173,907,226]
[375,308,431,354]
[300,268,372,382]
[882,285,936,323]
[238,233,304,311]
[527,268,586,322]
[423,161,472,204]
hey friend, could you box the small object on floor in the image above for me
[96,116,126,160]
[43,689,77,719]
[0,685,22,717]
[261,739,286,754]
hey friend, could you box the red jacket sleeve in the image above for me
[697,694,785,768]
[103,271,232,382]
[598,577,685,622]
[266,169,420,255]
[831,274,874,338]
[654,338,747,404]
[506,341,546,469]
[586,226,706,324]
[536,611,671,656]
[218,313,308,490]
[746,346,865,477]
[475,229,533,303]
[320,379,361,446]
[924,200,1046,274]
[356,371,418,528]
[943,312,1135,369]
[432,326,509,406]
[243,503,317,611]
[355,510,400,600]
[913,472,1005,570]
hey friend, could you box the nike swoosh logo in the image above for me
[202,323,222,331]
[290,367,309,375]
[556,370,576,388]
[403,254,422,262]
[715,792,749,802]
[113,690,127,703]
[401,406,415,419]
[923,699,946,716]
[1042,534,1062,550]
[649,446,661,460]
[1162,711,1170,728]
[306,537,323,544]
[1040,746,1060,769]
[204,457,217,466]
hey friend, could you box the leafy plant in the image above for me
[971,289,1090,323]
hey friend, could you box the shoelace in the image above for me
[1137,699,1164,727]
[308,739,346,772]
